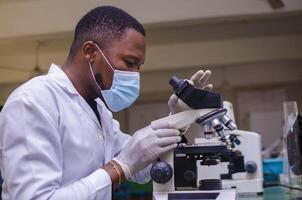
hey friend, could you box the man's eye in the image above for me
[125,59,141,70]
[126,60,135,67]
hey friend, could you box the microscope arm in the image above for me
[151,108,216,133]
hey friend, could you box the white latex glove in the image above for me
[114,122,181,180]
[168,70,213,115]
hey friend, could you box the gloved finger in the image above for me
[154,129,180,138]
[158,136,182,147]
[168,94,178,107]
[186,79,194,85]
[197,70,211,88]
[190,70,204,86]
[160,143,178,154]
[202,83,213,91]
[151,120,177,130]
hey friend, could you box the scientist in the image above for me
[0,6,212,200]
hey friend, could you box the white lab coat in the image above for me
[0,64,150,200]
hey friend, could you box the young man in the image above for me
[0,6,212,199]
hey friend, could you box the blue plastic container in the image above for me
[263,158,283,182]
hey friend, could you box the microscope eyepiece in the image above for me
[169,75,184,90]
[169,75,222,109]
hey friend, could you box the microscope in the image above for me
[150,76,263,200]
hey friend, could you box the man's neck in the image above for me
[62,60,98,101]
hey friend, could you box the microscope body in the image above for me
[151,76,263,200]
[152,126,240,200]
[151,108,241,200]
[152,115,263,200]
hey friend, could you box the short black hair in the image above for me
[68,6,145,58]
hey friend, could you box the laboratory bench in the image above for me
[114,185,302,200]
[240,186,302,200]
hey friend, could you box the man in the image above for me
[0,6,212,199]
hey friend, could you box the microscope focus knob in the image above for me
[184,170,196,182]
[150,162,173,184]
[245,161,258,173]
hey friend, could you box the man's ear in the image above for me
[82,41,97,63]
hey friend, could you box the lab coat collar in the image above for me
[48,63,78,95]
[48,63,106,129]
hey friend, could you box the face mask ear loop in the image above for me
[94,44,115,72]
[88,61,103,93]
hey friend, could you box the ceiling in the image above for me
[0,0,302,83]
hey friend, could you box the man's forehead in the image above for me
[118,29,145,49]
[109,29,146,59]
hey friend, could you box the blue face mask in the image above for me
[88,44,140,112]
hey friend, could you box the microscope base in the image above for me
[153,189,237,200]
[223,178,263,194]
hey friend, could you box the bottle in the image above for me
[281,101,302,188]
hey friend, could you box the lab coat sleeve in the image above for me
[111,119,151,184]
[0,93,112,200]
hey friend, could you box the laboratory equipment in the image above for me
[150,76,263,200]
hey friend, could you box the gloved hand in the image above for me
[168,70,213,115]
[114,121,181,180]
